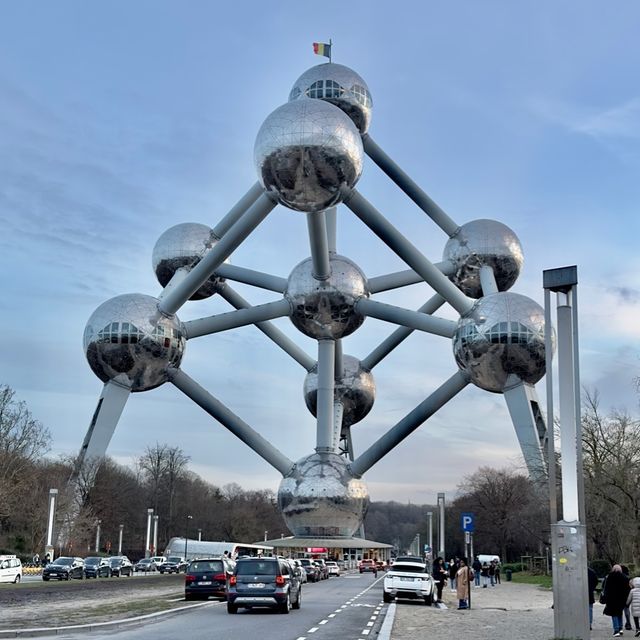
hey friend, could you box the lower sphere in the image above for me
[278,452,369,538]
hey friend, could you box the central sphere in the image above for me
[304,355,376,428]
[443,219,523,298]
[152,223,226,300]
[278,452,369,538]
[288,63,373,134]
[83,294,185,392]
[285,254,369,339]
[452,292,550,393]
[254,99,363,213]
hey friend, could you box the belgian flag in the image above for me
[313,42,332,59]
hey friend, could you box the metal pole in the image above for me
[316,339,337,453]
[118,525,124,555]
[46,489,58,550]
[145,509,153,558]
[184,515,192,559]
[427,512,433,558]
[152,515,159,557]
[307,210,331,280]
[437,493,445,559]
[95,520,101,553]
[198,529,202,542]
[544,287,558,523]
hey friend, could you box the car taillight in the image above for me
[213,573,226,581]
[275,575,285,586]
[229,576,237,586]
[185,574,195,581]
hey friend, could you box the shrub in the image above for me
[590,559,611,578]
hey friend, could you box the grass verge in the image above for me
[510,572,553,589]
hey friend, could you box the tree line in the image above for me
[1,384,638,567]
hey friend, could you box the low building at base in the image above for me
[260,536,392,564]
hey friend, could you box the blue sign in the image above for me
[461,512,475,532]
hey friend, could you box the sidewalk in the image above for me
[389,580,616,640]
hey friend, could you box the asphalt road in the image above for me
[39,572,389,640]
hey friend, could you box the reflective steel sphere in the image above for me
[452,292,551,393]
[443,219,524,298]
[289,63,373,134]
[254,99,363,213]
[152,223,226,300]
[304,355,375,427]
[83,294,185,392]
[278,452,369,537]
[285,254,369,339]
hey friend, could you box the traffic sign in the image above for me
[461,512,475,532]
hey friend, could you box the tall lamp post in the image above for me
[184,515,192,559]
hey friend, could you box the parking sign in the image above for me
[461,512,475,532]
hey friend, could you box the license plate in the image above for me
[400,577,414,581]
[197,581,212,585]
[248,583,265,588]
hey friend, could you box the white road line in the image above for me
[367,621,374,626]
[308,627,319,633]
[319,620,328,625]
[361,630,370,636]
[328,613,336,618]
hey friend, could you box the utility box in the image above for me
[551,520,589,640]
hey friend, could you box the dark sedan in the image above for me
[159,556,188,574]
[43,557,84,581]
[83,557,111,578]
[109,556,133,577]
[185,557,235,600]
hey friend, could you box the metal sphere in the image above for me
[443,219,524,298]
[285,254,369,339]
[254,99,364,213]
[278,452,369,538]
[152,223,225,300]
[452,292,551,393]
[83,294,185,392]
[304,355,376,428]
[289,63,373,134]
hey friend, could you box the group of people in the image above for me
[431,556,493,609]
[595,564,640,637]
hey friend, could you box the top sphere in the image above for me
[443,219,523,298]
[83,293,185,392]
[254,99,364,213]
[289,63,373,134]
[152,223,226,300]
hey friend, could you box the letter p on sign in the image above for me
[461,512,474,532]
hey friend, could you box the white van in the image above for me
[0,555,23,583]
[477,554,500,565]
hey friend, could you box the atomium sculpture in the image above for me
[69,61,554,542]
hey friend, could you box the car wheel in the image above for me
[65,574,70,581]
[14,575,21,584]
[292,588,301,610]
[383,591,393,603]
[227,602,238,614]
[424,594,433,606]
[43,577,49,581]
[279,593,291,614]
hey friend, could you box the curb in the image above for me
[0,601,215,638]
[378,602,396,640]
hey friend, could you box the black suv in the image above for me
[227,556,302,614]
[185,557,235,600]
[42,557,84,581]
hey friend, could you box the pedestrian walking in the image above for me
[494,560,501,585]
[472,556,481,587]
[448,558,458,592]
[481,561,490,588]
[455,558,472,609]
[587,566,598,631]
[603,564,632,637]
[489,560,496,586]
[626,576,640,637]
[32,553,39,566]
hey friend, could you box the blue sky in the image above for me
[1,1,639,504]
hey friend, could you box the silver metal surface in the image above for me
[84,294,185,392]
[289,62,373,134]
[153,223,226,299]
[254,99,363,213]
[452,292,549,393]
[304,355,376,428]
[278,452,369,538]
[443,219,523,298]
[285,254,369,339]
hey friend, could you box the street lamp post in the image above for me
[184,515,192,559]
[118,524,124,555]
[95,520,102,553]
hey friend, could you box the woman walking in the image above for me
[603,564,632,637]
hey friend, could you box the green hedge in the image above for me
[501,563,524,573]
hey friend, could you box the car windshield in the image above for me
[390,563,427,573]
[109,558,123,566]
[236,560,276,576]
[52,558,73,566]
[190,560,223,573]
[167,557,182,563]
[138,559,151,564]
[84,558,100,566]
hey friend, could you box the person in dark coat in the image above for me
[432,557,447,603]
[587,566,598,630]
[603,564,632,637]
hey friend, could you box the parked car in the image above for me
[134,558,157,572]
[383,559,434,605]
[325,561,341,577]
[314,559,329,580]
[0,555,22,584]
[109,556,133,577]
[159,556,188,574]
[43,557,84,581]
[359,559,378,575]
[298,558,320,583]
[149,556,167,568]
[227,556,302,614]
[185,556,235,601]
[83,556,112,578]
[292,560,307,583]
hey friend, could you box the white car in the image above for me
[383,560,434,605]
[0,555,22,583]
[325,561,340,577]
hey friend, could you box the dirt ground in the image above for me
[0,574,191,631]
